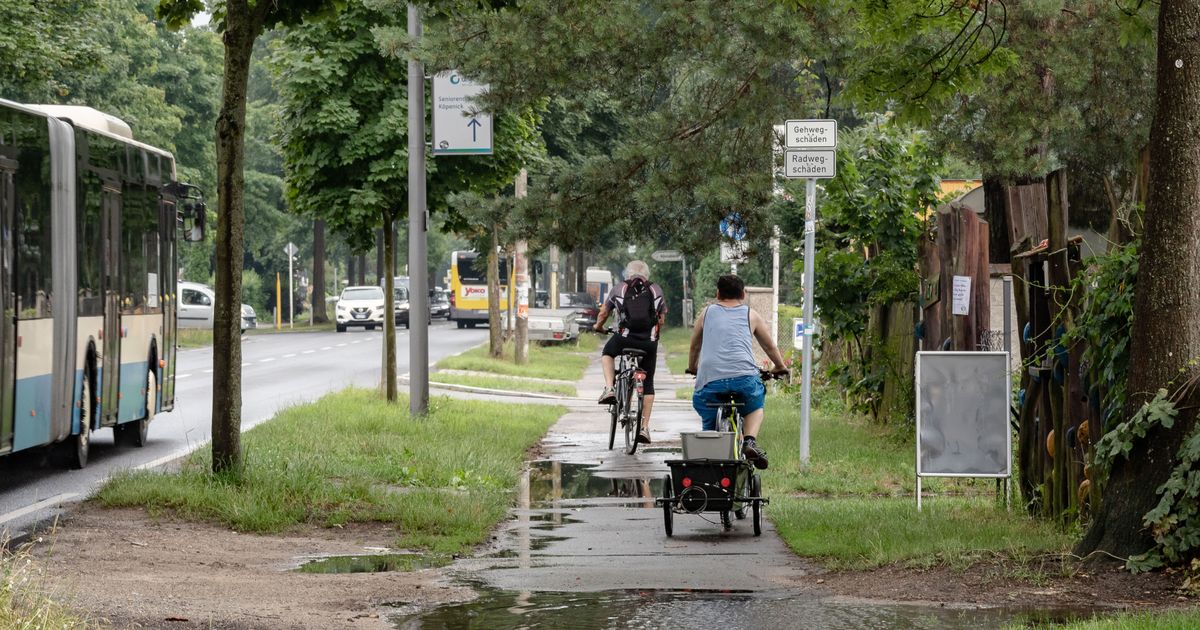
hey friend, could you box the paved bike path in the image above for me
[451,350,815,592]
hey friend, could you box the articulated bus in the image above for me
[448,250,512,329]
[0,99,205,469]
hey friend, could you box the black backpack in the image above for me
[620,279,656,333]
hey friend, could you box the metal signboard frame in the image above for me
[915,351,1012,510]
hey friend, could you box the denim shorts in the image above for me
[692,375,766,430]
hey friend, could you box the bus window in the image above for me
[456,252,508,284]
[13,118,52,319]
[121,183,156,314]
[77,172,104,316]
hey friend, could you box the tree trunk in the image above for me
[983,177,1010,264]
[1077,0,1200,559]
[376,227,385,284]
[348,254,356,288]
[382,212,397,402]
[356,254,366,285]
[488,226,503,357]
[312,219,328,323]
[576,251,586,292]
[210,10,259,475]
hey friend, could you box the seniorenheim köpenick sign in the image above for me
[432,71,493,156]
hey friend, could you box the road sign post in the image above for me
[783,119,837,466]
[408,3,429,415]
[284,242,298,329]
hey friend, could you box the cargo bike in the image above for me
[656,371,783,537]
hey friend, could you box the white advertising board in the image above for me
[432,71,493,156]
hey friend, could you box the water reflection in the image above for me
[527,460,662,508]
[393,587,1056,630]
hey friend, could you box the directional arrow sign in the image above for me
[432,71,493,156]
[651,249,683,262]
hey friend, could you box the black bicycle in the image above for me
[594,328,647,455]
[658,370,785,537]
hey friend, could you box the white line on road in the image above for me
[177,373,191,379]
[0,493,81,526]
[242,362,251,367]
[302,350,315,355]
[336,344,347,347]
[321,347,332,351]
[260,358,275,363]
[203,369,214,374]
[283,353,297,358]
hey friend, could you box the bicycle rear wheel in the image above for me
[608,401,618,450]
[624,389,641,455]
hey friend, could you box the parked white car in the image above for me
[336,286,387,332]
[178,281,257,333]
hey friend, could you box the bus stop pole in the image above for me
[407,3,429,415]
[799,178,816,465]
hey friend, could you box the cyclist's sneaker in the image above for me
[743,438,769,470]
[637,428,651,444]
[598,387,617,405]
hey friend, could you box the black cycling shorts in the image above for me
[602,335,658,395]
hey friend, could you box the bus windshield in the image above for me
[456,252,508,284]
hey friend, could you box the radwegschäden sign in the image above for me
[782,118,838,466]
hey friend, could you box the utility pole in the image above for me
[514,169,530,364]
[771,226,780,345]
[407,3,429,415]
[549,245,559,309]
[799,180,816,464]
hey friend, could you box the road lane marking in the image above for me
[0,493,81,526]
[283,353,297,358]
[203,369,214,374]
[177,373,191,379]
[336,343,347,347]
[302,350,315,354]
[321,347,333,351]
[242,362,251,367]
[260,358,275,363]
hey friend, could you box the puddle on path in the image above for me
[296,553,448,574]
[391,587,1091,629]
[528,460,664,506]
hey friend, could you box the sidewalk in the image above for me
[448,346,814,592]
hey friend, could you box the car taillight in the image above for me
[449,293,456,306]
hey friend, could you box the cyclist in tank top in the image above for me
[687,274,789,469]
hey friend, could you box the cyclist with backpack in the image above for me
[595,260,666,444]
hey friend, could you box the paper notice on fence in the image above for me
[952,275,971,316]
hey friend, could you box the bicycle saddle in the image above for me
[622,348,646,357]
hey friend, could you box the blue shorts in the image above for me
[692,375,766,431]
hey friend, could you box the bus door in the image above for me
[158,196,176,409]
[99,180,121,425]
[0,157,15,452]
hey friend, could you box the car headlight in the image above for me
[337,303,347,312]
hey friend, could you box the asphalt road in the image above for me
[0,320,486,538]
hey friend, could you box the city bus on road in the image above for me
[0,99,205,469]
[449,250,511,329]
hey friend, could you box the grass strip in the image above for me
[659,327,691,375]
[437,341,590,381]
[430,373,576,397]
[770,496,1071,570]
[759,391,1070,569]
[97,388,564,556]
[176,329,213,349]
[1015,609,1200,630]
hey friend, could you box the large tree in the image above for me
[158,0,340,474]
[1076,0,1200,560]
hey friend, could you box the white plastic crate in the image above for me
[680,431,736,460]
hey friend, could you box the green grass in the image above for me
[176,328,213,349]
[675,387,693,400]
[659,326,691,375]
[0,546,97,629]
[246,321,338,335]
[760,390,1071,569]
[430,373,577,397]
[1017,609,1200,630]
[770,496,1071,570]
[97,389,565,556]
[437,341,590,381]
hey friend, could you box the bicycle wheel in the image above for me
[625,390,642,455]
[751,474,763,537]
[662,475,674,537]
[608,375,621,450]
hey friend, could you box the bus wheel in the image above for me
[456,320,464,329]
[68,371,92,469]
[133,369,154,447]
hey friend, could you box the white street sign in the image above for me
[784,149,836,179]
[785,119,837,149]
[651,249,684,262]
[720,241,748,264]
[432,71,493,156]
[284,242,298,257]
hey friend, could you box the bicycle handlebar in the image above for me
[683,368,789,381]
